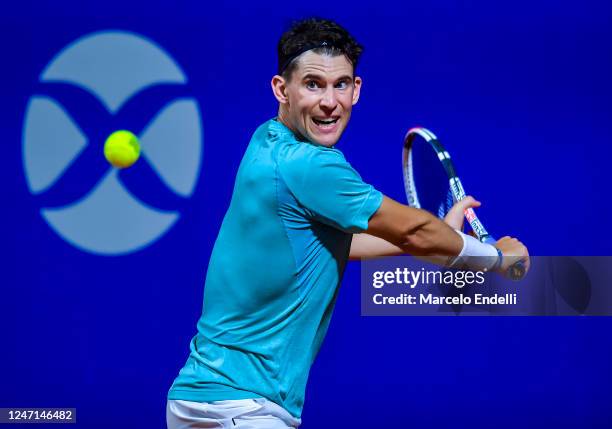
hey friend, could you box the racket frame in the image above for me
[402,127,493,244]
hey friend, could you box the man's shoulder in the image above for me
[249,119,349,173]
[276,138,346,166]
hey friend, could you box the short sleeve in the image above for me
[278,145,383,233]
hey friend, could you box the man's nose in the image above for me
[319,87,337,110]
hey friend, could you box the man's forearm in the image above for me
[361,195,528,275]
[349,233,404,260]
[366,196,463,257]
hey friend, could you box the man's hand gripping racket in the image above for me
[403,127,529,280]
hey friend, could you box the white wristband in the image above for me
[449,230,499,271]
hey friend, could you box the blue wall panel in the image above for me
[1,1,611,427]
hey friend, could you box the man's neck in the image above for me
[276,109,306,142]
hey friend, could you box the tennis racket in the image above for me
[402,127,526,280]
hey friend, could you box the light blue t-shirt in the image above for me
[168,119,383,418]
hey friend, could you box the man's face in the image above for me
[278,51,362,147]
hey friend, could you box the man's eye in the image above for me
[336,81,348,89]
[306,81,319,89]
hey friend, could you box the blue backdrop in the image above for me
[2,1,611,427]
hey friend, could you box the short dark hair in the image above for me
[277,18,364,79]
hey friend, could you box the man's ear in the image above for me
[352,76,362,106]
[271,75,289,104]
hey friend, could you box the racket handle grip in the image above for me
[508,260,526,281]
[482,236,526,280]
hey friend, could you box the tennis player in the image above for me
[167,17,529,428]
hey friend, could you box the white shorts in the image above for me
[166,398,301,429]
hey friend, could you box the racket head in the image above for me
[402,127,492,241]
[402,127,456,218]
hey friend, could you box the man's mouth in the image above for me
[312,117,339,128]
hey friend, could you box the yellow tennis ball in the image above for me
[104,130,141,168]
